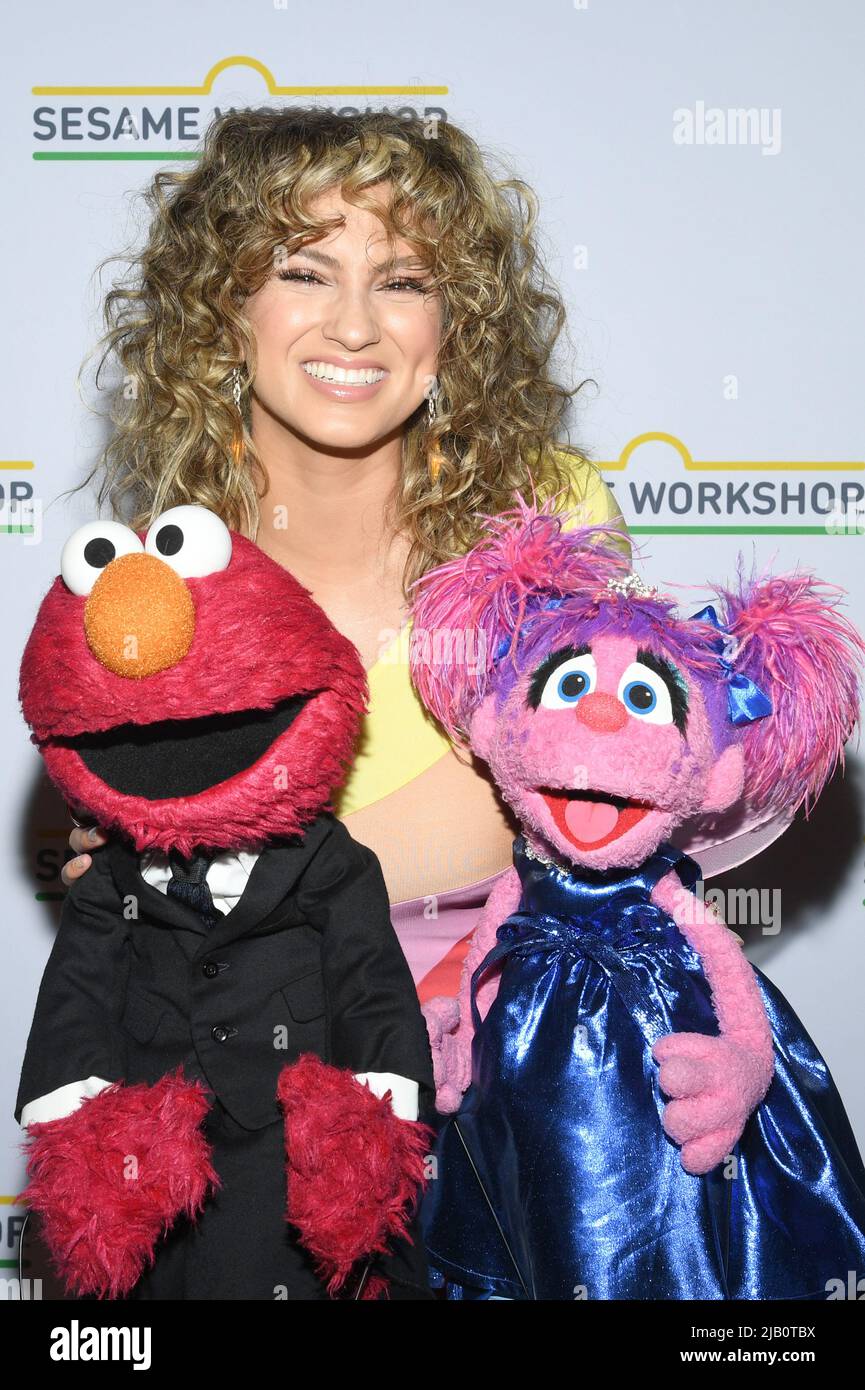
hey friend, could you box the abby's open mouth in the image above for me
[538,786,654,850]
[53,692,316,799]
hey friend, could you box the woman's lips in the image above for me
[539,787,653,850]
[299,363,389,401]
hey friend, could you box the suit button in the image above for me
[211,1024,230,1043]
[202,961,219,979]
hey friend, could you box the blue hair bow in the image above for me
[493,596,565,662]
[690,604,772,726]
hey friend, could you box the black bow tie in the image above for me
[166,850,224,928]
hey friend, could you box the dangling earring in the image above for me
[426,378,447,485]
[229,366,244,464]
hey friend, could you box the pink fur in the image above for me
[409,499,631,742]
[19,1069,218,1298]
[718,569,865,816]
[650,871,774,1174]
[471,632,734,875]
[421,996,463,1113]
[277,1055,432,1297]
[423,867,522,1113]
[408,496,863,1173]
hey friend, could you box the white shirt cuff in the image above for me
[20,1076,113,1128]
[353,1072,419,1122]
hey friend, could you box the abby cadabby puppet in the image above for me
[410,500,865,1300]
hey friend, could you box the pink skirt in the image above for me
[390,870,507,1004]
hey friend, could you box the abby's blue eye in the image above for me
[616,662,675,725]
[622,680,657,715]
[539,653,598,709]
[559,670,589,701]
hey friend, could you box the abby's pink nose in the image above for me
[576,691,628,733]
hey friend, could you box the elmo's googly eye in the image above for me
[617,662,674,725]
[540,653,598,708]
[144,505,232,578]
[60,521,144,595]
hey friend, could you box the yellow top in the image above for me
[332,453,626,819]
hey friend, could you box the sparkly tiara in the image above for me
[599,572,660,600]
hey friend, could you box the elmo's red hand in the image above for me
[20,1068,218,1298]
[277,1054,431,1298]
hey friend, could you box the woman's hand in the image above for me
[61,821,108,887]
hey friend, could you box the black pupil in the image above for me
[631,683,653,709]
[83,537,116,569]
[156,524,184,557]
[561,671,587,698]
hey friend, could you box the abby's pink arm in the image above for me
[462,866,523,1027]
[650,869,774,1174]
[422,866,522,1113]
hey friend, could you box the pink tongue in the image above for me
[564,797,620,844]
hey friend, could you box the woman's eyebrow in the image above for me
[288,247,428,272]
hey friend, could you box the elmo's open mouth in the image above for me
[51,692,316,799]
[538,786,654,850]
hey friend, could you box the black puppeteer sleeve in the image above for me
[15,846,133,1125]
[297,816,434,1098]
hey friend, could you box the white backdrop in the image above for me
[1,0,863,1283]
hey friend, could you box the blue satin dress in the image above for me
[422,836,865,1300]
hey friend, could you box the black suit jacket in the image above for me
[17,811,433,1131]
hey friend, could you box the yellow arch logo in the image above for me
[599,432,863,535]
[602,430,863,474]
[33,54,448,97]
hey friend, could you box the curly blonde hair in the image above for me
[79,105,601,596]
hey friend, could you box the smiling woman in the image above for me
[61,105,628,1004]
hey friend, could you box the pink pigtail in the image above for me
[408,494,629,741]
[716,567,865,816]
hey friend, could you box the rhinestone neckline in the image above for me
[521,836,575,875]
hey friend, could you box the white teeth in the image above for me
[301,361,387,385]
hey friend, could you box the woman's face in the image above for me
[243,184,442,451]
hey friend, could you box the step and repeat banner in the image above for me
[1,0,862,1291]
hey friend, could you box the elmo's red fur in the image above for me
[19,532,367,853]
[278,1054,431,1297]
[20,1069,218,1298]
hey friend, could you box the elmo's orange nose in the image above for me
[84,552,195,677]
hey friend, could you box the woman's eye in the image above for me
[540,654,598,708]
[144,505,232,579]
[617,662,675,724]
[383,277,429,293]
[277,268,324,286]
[277,267,428,294]
[60,520,144,595]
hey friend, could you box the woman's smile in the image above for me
[299,358,390,402]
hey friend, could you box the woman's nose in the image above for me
[84,552,195,677]
[323,287,380,344]
[576,691,628,733]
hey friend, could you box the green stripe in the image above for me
[628,525,860,535]
[35,892,65,902]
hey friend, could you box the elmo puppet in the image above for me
[16,504,433,1301]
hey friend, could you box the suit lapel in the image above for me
[110,836,210,936]
[107,814,333,945]
[205,828,326,947]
